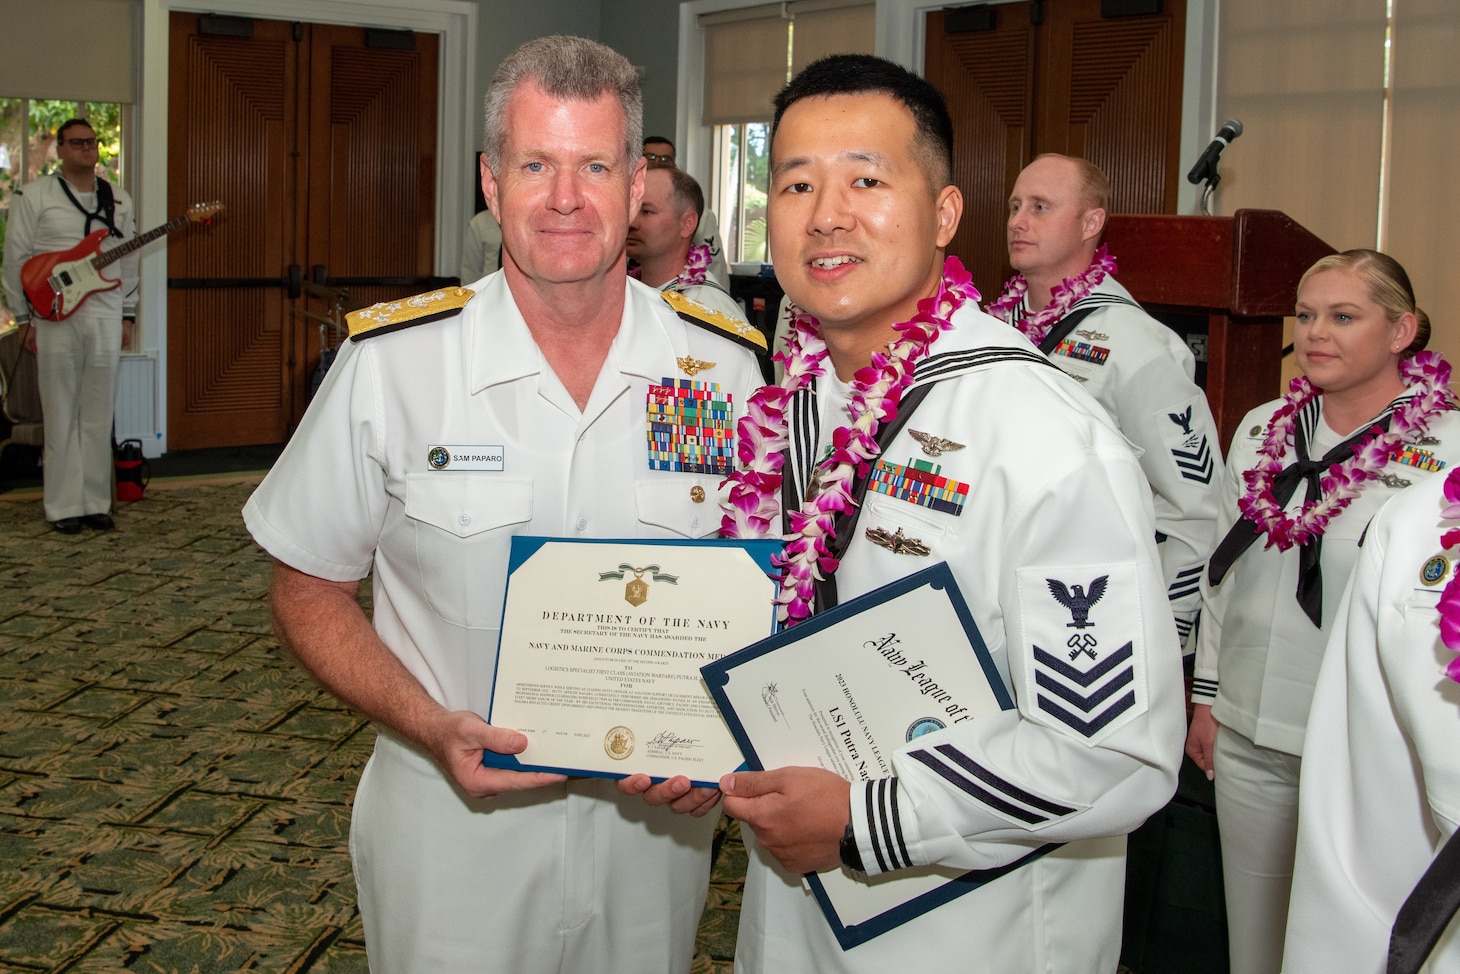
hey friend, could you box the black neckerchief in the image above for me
[56,174,121,238]
[1388,827,1460,974]
[1207,397,1399,626]
[780,345,1057,614]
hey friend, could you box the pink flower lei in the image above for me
[1436,468,1460,682]
[677,243,712,287]
[986,245,1118,345]
[720,257,980,625]
[1238,350,1453,553]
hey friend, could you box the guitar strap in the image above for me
[56,175,121,238]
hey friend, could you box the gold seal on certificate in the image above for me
[604,726,635,760]
[481,537,780,787]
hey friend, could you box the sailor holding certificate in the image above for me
[715,55,1186,972]
[243,36,764,974]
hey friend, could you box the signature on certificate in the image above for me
[647,730,701,752]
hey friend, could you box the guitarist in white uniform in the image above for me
[2,118,136,533]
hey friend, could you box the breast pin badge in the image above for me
[865,526,930,556]
[677,356,716,377]
[908,429,965,457]
[1421,554,1450,587]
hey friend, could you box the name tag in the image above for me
[427,444,505,471]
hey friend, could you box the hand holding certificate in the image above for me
[703,563,1047,948]
[480,537,779,787]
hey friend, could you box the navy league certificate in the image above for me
[702,563,1052,948]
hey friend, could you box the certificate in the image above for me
[481,536,780,787]
[701,563,1051,949]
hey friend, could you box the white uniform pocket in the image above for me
[405,473,533,627]
[635,478,722,539]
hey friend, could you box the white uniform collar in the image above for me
[467,273,678,393]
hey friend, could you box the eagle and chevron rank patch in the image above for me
[1159,399,1215,485]
[1017,562,1145,746]
[869,456,969,516]
[647,379,733,476]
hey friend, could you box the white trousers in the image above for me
[1213,724,1301,974]
[35,314,120,521]
[351,731,717,974]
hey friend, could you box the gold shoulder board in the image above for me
[660,288,768,354]
[347,287,475,342]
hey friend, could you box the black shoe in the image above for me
[80,513,116,531]
[51,517,83,534]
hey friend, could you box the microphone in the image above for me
[1187,119,1243,185]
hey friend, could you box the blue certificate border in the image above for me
[480,535,781,788]
[700,562,1055,949]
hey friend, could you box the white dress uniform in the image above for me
[1,173,137,521]
[1283,472,1460,973]
[1002,274,1223,650]
[1194,395,1460,974]
[243,273,765,974]
[735,304,1186,973]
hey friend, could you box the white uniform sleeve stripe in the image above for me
[906,749,1050,825]
[928,743,1078,816]
[864,778,892,872]
[875,778,911,870]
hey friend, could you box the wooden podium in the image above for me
[1103,209,1334,449]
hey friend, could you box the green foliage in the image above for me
[743,217,767,262]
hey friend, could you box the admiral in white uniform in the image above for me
[243,37,766,973]
[720,56,1184,974]
[998,154,1222,651]
[1283,471,1460,973]
[1188,249,1455,974]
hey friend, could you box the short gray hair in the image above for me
[482,36,642,173]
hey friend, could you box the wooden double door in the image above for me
[166,13,441,449]
[924,0,1187,300]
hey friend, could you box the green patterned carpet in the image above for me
[0,480,743,972]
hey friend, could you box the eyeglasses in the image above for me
[64,137,98,149]
[644,152,674,165]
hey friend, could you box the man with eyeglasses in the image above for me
[640,135,730,288]
[3,118,136,534]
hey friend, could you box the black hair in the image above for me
[771,54,954,189]
[56,118,94,144]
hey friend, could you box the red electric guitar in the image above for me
[21,200,223,321]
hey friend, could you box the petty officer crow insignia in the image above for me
[1160,397,1215,485]
[1018,563,1144,746]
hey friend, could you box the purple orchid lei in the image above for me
[677,243,712,287]
[1238,350,1453,553]
[1437,468,1460,682]
[986,245,1118,345]
[720,257,980,625]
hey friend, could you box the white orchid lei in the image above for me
[720,257,980,624]
[677,243,712,286]
[986,244,1118,346]
[1238,350,1453,552]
